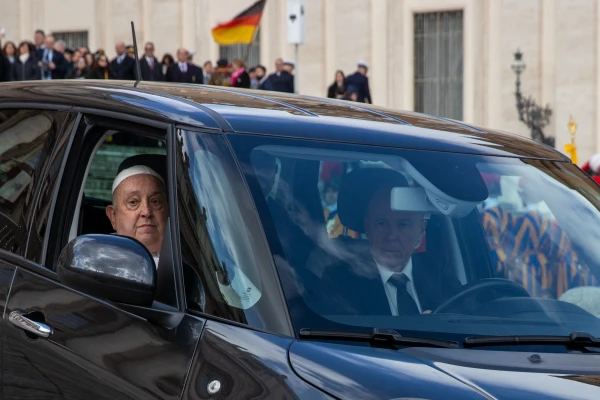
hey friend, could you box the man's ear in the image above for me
[106,205,117,230]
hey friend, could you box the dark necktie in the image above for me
[388,273,419,315]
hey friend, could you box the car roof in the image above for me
[0,80,566,160]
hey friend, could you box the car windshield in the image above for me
[229,135,600,341]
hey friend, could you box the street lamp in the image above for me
[511,49,554,147]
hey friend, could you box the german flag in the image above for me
[211,0,265,45]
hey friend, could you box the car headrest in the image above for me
[117,154,167,185]
[338,168,409,233]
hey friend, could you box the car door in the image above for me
[0,107,74,396]
[2,113,205,399]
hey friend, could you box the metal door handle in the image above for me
[9,311,53,338]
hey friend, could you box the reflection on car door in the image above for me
[3,258,204,399]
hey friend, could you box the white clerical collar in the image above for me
[376,258,413,285]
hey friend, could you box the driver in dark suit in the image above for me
[320,168,462,315]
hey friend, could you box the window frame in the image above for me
[41,111,187,313]
[175,127,294,337]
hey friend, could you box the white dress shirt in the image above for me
[145,56,155,68]
[179,62,187,73]
[117,53,127,64]
[376,258,422,314]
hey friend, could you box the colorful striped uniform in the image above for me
[324,208,359,239]
[481,206,598,299]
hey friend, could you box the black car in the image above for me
[1,80,600,399]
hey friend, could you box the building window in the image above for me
[52,31,89,51]
[414,11,463,120]
[219,28,261,67]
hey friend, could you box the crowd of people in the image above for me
[0,29,372,102]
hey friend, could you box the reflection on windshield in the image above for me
[233,138,600,340]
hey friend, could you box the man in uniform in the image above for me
[345,60,372,103]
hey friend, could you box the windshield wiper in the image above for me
[464,331,600,349]
[300,328,459,349]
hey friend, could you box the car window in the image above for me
[228,134,600,341]
[0,109,59,256]
[177,130,290,334]
[84,134,166,201]
[74,132,166,239]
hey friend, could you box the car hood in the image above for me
[289,341,600,400]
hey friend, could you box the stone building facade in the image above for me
[0,0,599,163]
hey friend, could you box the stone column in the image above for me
[370,0,389,107]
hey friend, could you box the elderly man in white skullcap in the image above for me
[105,155,168,264]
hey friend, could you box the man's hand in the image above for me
[48,62,56,70]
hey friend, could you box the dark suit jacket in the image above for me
[110,55,136,80]
[327,82,345,99]
[40,49,68,79]
[85,67,115,80]
[232,70,251,88]
[264,71,294,93]
[34,46,45,63]
[345,72,372,103]
[165,63,203,84]
[13,58,41,81]
[139,56,164,81]
[319,251,462,315]
[0,54,12,82]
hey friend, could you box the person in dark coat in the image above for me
[85,54,115,80]
[344,61,372,104]
[65,57,89,79]
[255,65,267,89]
[13,41,40,81]
[262,58,294,93]
[231,59,251,89]
[165,48,203,84]
[110,41,136,80]
[139,42,163,81]
[3,41,17,81]
[38,36,69,80]
[0,52,11,82]
[33,29,46,62]
[327,70,346,99]
[161,54,175,77]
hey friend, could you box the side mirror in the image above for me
[57,234,157,306]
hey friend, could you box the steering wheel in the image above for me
[434,278,531,314]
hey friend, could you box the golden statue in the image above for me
[564,115,578,164]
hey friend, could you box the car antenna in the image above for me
[131,21,142,87]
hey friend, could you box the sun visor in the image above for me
[398,158,483,217]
